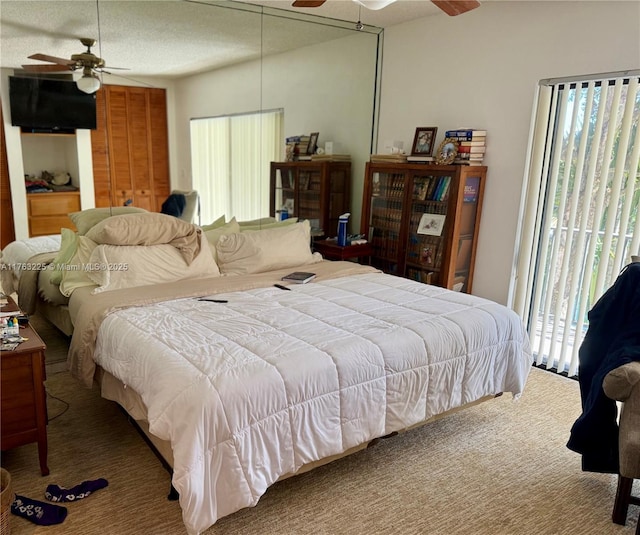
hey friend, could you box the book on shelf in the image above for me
[463,176,481,202]
[457,145,486,154]
[455,152,483,160]
[370,154,408,163]
[445,129,487,139]
[407,155,435,163]
[459,140,486,147]
[453,160,485,166]
[311,154,351,161]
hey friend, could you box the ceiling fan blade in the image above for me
[28,53,76,66]
[431,0,481,16]
[21,63,73,72]
[96,66,130,72]
[292,0,327,7]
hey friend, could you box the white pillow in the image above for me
[203,218,240,263]
[87,234,220,294]
[216,220,318,275]
[59,236,99,297]
[200,215,226,231]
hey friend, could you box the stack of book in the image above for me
[370,153,408,164]
[445,129,486,166]
[286,135,312,161]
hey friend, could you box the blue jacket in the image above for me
[566,262,640,473]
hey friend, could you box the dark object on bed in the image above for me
[567,262,640,473]
[160,194,186,218]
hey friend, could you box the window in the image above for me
[190,109,283,224]
[513,72,640,376]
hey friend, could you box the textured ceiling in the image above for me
[0,0,441,81]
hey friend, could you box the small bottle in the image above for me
[337,212,350,246]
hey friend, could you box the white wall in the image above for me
[172,31,379,230]
[377,0,640,305]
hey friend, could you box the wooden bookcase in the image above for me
[360,162,486,293]
[270,160,351,237]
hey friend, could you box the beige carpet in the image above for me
[2,317,638,535]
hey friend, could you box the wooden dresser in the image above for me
[27,191,80,237]
[1,299,49,475]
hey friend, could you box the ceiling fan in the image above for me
[21,38,123,94]
[292,0,481,17]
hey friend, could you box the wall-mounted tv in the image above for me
[9,76,97,131]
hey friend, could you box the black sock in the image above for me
[45,478,108,502]
[11,494,67,526]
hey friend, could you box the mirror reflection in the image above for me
[1,0,381,240]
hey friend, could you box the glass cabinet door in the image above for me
[367,171,405,275]
[405,172,452,285]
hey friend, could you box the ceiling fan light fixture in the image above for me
[352,0,396,10]
[77,72,101,94]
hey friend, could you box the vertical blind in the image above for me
[513,73,640,376]
[190,110,283,225]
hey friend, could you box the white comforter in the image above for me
[93,272,532,534]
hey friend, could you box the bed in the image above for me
[51,212,534,535]
[4,212,532,533]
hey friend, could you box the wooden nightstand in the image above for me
[1,301,49,476]
[313,239,373,264]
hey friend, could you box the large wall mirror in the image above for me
[0,0,381,239]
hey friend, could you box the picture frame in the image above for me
[411,127,438,156]
[435,137,459,165]
[412,178,428,201]
[417,213,446,236]
[307,132,319,155]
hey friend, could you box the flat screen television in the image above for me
[9,76,97,131]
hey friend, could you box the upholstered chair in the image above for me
[603,361,640,534]
[170,190,200,224]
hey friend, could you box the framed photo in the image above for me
[411,127,438,156]
[412,179,428,201]
[417,213,446,236]
[435,137,459,164]
[307,132,319,155]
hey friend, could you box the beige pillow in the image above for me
[203,218,240,263]
[86,212,194,245]
[85,212,201,265]
[69,207,148,235]
[87,234,220,294]
[201,215,226,231]
[216,220,318,275]
[49,228,78,285]
[238,216,277,227]
[59,236,99,297]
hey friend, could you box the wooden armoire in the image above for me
[91,85,171,211]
